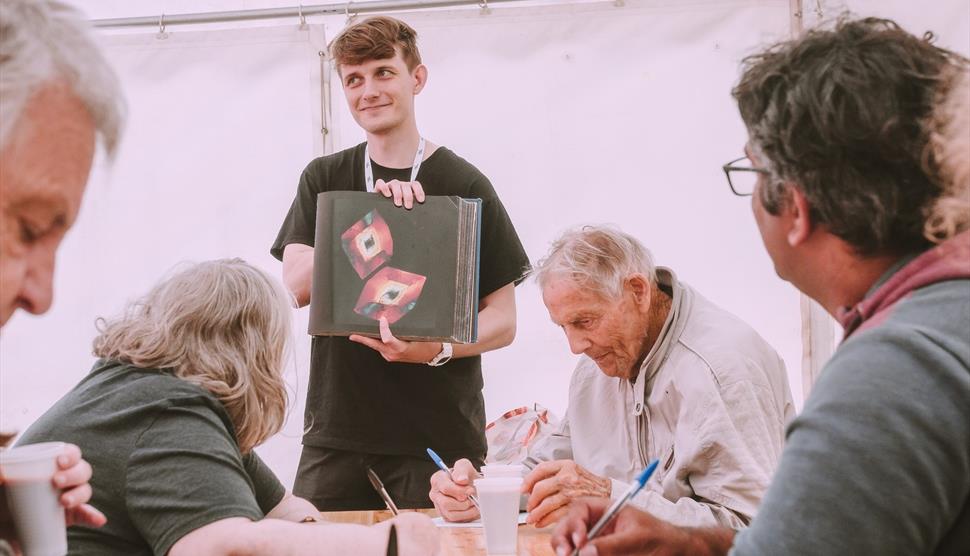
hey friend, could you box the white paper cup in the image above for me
[480,464,524,478]
[0,442,68,556]
[474,476,522,555]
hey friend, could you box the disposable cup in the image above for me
[474,476,522,555]
[480,464,524,478]
[0,442,68,556]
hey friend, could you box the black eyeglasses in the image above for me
[722,156,769,197]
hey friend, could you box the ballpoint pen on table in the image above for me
[571,459,659,556]
[366,466,400,516]
[426,448,481,511]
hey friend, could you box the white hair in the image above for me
[533,225,657,300]
[0,0,125,155]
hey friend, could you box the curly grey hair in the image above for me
[0,0,125,155]
[733,17,967,256]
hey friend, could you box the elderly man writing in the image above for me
[431,226,793,528]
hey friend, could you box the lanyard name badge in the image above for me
[364,137,426,193]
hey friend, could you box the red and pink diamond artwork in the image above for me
[354,266,427,324]
[341,210,393,279]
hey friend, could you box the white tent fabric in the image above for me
[1,0,967,489]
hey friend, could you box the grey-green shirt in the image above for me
[17,360,286,556]
[732,257,970,555]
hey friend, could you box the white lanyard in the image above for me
[364,137,426,193]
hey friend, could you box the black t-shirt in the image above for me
[271,143,529,458]
[16,360,285,556]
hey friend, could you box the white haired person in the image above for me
[0,0,125,546]
[0,0,123,324]
[15,259,439,555]
[431,225,794,528]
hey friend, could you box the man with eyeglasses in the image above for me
[552,17,969,556]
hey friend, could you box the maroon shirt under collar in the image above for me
[837,231,970,340]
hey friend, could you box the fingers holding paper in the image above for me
[374,179,426,209]
[429,458,480,523]
[349,317,442,364]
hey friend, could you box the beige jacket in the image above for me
[526,268,794,528]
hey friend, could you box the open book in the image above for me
[309,191,481,343]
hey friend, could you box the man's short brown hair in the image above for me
[330,16,422,71]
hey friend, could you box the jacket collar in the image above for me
[631,267,692,414]
[836,231,970,340]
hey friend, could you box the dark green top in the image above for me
[17,359,286,556]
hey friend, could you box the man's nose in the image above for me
[565,329,590,355]
[18,245,56,316]
[362,79,380,99]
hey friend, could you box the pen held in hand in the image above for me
[426,448,481,511]
[366,467,400,516]
[571,459,659,556]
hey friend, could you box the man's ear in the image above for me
[787,185,813,247]
[412,64,428,94]
[625,274,652,307]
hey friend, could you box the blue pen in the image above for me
[426,448,481,510]
[571,459,659,556]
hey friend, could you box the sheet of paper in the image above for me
[432,512,529,528]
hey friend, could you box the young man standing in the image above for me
[271,16,529,511]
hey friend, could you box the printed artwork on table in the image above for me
[341,210,393,278]
[354,266,427,324]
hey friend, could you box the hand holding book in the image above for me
[373,178,426,209]
[349,317,443,364]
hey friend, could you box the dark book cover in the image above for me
[309,191,481,343]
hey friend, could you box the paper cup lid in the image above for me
[481,464,524,474]
[474,476,523,489]
[0,441,65,464]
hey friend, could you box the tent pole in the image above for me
[92,0,524,29]
[789,0,804,37]
[791,0,838,404]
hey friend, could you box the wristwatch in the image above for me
[427,342,453,366]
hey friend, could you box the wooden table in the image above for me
[321,509,555,555]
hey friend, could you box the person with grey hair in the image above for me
[431,225,793,529]
[0,0,125,547]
